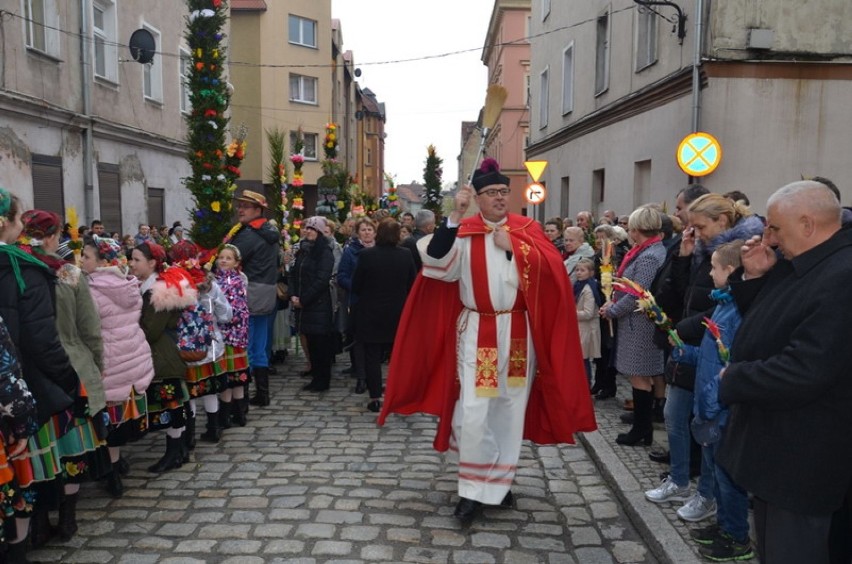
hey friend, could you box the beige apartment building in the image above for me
[230,0,372,214]
[0,0,196,234]
[527,0,852,221]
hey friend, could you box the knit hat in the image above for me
[471,158,510,192]
[21,209,62,239]
[304,216,327,233]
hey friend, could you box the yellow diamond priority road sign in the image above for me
[677,132,722,177]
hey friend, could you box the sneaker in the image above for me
[644,476,692,504]
[699,534,755,561]
[690,523,723,545]
[677,492,717,522]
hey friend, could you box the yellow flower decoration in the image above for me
[211,201,221,212]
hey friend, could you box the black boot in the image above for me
[105,466,124,498]
[249,367,270,406]
[5,536,30,563]
[616,388,654,446]
[55,493,79,542]
[185,414,197,451]
[200,411,221,443]
[232,397,247,427]
[147,436,185,473]
[219,401,233,430]
[652,397,666,423]
[29,507,52,548]
[354,379,366,394]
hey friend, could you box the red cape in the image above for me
[378,214,597,450]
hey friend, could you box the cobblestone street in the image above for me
[27,352,661,564]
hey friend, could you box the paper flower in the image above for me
[702,317,730,364]
[613,277,683,347]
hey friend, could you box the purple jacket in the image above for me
[87,267,155,402]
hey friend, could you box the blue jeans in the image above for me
[665,386,714,498]
[248,312,275,369]
[709,441,750,541]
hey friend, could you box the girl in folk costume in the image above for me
[130,242,194,474]
[0,190,84,559]
[573,258,603,387]
[181,261,232,446]
[214,245,250,428]
[0,315,38,552]
[18,210,113,545]
[81,237,154,498]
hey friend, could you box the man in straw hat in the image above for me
[230,190,280,408]
[379,158,596,524]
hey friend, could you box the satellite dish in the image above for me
[128,29,156,64]
[354,68,362,77]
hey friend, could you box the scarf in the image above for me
[573,277,604,306]
[710,287,734,304]
[616,235,661,278]
[0,243,50,293]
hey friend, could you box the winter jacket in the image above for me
[188,281,233,366]
[215,269,249,349]
[351,245,415,344]
[140,274,196,382]
[53,263,106,413]
[0,246,79,425]
[88,266,155,403]
[401,229,429,271]
[671,290,740,441]
[0,315,38,441]
[564,242,595,283]
[230,219,281,315]
[337,238,367,307]
[291,238,335,335]
[575,284,602,360]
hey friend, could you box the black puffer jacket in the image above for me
[231,219,280,315]
[0,251,78,425]
[292,238,334,335]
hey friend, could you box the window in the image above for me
[179,47,191,113]
[366,147,372,166]
[561,176,570,217]
[525,73,531,106]
[31,155,64,216]
[541,0,551,21]
[633,160,652,208]
[592,169,606,218]
[290,131,318,160]
[93,0,118,82]
[561,42,574,115]
[147,187,165,228]
[539,67,549,129]
[98,163,122,235]
[288,15,317,48]
[23,0,60,57]
[595,10,610,96]
[289,74,318,104]
[636,7,658,71]
[142,24,163,102]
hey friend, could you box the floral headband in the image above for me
[93,236,127,269]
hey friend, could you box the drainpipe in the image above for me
[80,0,94,222]
[691,0,704,132]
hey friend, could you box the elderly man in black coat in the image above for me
[718,180,852,563]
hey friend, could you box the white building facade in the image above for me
[527,0,852,220]
[0,0,198,234]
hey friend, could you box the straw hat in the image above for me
[233,190,268,209]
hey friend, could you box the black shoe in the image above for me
[5,537,30,562]
[55,492,79,542]
[690,523,723,545]
[652,397,666,423]
[453,497,482,522]
[595,387,616,400]
[354,379,367,394]
[115,456,130,476]
[200,411,222,443]
[620,412,635,424]
[649,449,670,464]
[148,436,185,474]
[300,370,313,378]
[105,468,124,498]
[615,429,653,446]
[367,400,382,413]
[500,491,514,508]
[302,381,317,391]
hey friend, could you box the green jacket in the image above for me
[140,274,196,381]
[54,263,106,414]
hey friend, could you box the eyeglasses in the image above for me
[479,188,511,198]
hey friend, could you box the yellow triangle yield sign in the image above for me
[524,160,548,182]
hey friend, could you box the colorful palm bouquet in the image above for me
[600,241,615,336]
[702,317,730,364]
[613,276,684,347]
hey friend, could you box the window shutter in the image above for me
[148,188,165,228]
[97,163,122,235]
[31,154,64,216]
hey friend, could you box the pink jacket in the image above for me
[87,266,155,402]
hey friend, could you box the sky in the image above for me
[331,0,494,187]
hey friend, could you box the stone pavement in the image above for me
[27,351,674,564]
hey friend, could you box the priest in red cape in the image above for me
[378,158,596,523]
